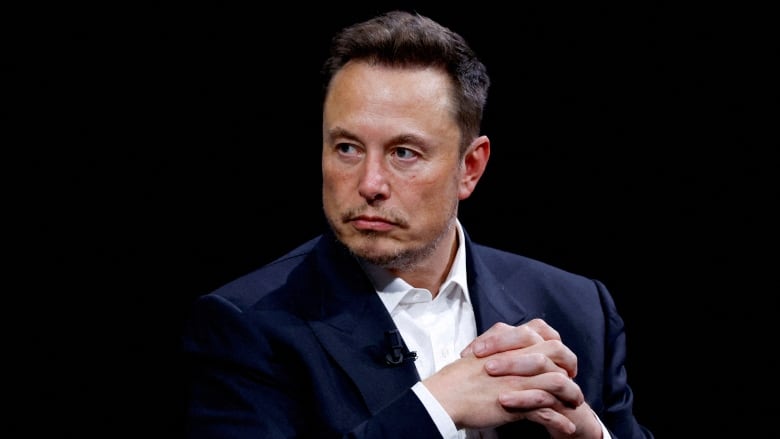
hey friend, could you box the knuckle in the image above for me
[526,352,548,369]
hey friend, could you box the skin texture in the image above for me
[462,321,605,438]
[322,61,487,293]
[321,60,603,437]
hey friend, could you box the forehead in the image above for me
[325,62,456,121]
[327,61,453,105]
[324,62,461,148]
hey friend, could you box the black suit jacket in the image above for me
[182,229,652,438]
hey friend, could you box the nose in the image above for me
[357,154,390,203]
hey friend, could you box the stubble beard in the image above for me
[326,201,459,272]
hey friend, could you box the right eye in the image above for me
[336,143,359,155]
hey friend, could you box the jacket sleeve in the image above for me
[595,279,654,439]
[181,294,441,439]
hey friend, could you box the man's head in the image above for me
[322,10,490,153]
[320,11,491,278]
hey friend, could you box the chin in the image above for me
[343,234,397,261]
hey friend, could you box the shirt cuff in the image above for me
[593,408,612,439]
[412,381,459,438]
[413,381,612,439]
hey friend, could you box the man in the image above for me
[182,10,653,438]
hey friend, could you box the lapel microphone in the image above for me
[384,329,417,366]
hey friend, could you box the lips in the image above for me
[350,216,396,232]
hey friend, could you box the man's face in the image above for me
[321,61,464,270]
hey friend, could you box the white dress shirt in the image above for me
[362,220,495,438]
[362,220,609,438]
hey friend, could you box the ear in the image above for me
[458,135,490,200]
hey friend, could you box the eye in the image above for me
[394,147,418,160]
[336,143,359,155]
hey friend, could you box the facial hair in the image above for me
[327,200,458,272]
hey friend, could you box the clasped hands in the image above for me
[422,319,603,438]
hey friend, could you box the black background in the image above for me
[7,2,777,437]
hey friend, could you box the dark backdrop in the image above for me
[8,2,776,437]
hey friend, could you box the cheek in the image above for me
[322,160,346,184]
[403,173,459,203]
[322,167,355,202]
[324,169,351,183]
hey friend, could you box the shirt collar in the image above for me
[362,219,471,314]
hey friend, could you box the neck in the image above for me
[389,226,459,297]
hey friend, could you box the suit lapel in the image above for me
[303,230,536,413]
[307,235,419,414]
[464,233,531,333]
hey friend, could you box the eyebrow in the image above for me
[327,127,428,149]
[326,127,359,143]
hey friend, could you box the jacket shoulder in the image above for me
[204,235,324,309]
[470,243,591,284]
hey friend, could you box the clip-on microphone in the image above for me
[384,329,417,366]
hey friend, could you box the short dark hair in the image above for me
[322,10,490,153]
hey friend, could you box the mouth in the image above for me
[349,215,397,232]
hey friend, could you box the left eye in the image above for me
[395,148,416,159]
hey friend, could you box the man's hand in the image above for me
[462,319,574,377]
[422,351,583,434]
[423,319,604,437]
